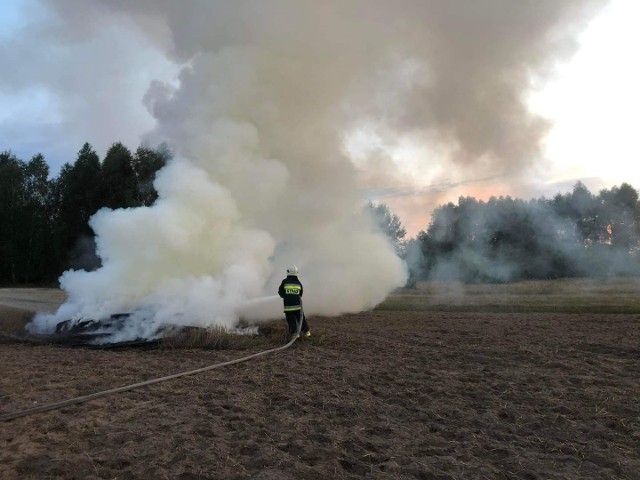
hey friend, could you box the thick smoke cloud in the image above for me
[0,1,175,167]
[75,0,605,172]
[28,0,605,339]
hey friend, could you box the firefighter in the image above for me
[278,265,311,338]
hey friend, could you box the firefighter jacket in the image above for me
[278,275,303,312]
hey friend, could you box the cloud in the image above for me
[0,0,177,168]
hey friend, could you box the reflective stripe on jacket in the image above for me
[278,275,303,312]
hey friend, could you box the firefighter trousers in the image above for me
[285,310,309,335]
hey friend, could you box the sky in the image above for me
[1,0,639,236]
[530,0,640,191]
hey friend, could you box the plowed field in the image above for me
[1,283,640,479]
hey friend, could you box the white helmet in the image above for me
[286,264,299,276]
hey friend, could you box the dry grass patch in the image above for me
[0,305,34,338]
[159,321,289,350]
[379,277,640,314]
[159,320,325,350]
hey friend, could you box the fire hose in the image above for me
[0,310,305,423]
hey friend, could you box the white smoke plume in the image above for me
[28,0,605,339]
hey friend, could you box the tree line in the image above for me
[0,143,169,285]
[406,182,640,283]
[2,142,639,286]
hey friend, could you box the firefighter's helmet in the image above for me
[287,265,299,276]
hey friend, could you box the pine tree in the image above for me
[101,142,137,209]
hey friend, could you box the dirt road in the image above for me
[0,288,65,313]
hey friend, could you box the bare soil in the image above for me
[2,305,640,479]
